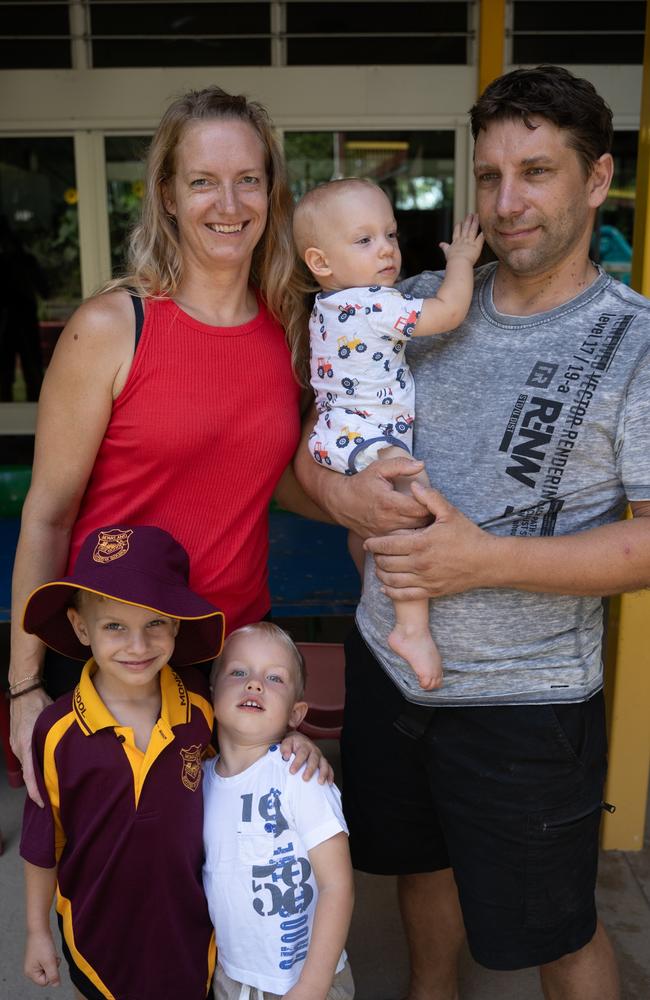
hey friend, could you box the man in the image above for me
[295,66,650,1000]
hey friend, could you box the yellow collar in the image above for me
[72,659,191,736]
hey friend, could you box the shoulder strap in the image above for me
[130,293,145,353]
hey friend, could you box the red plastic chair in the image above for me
[0,686,24,788]
[297,642,345,740]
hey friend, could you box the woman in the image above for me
[9,86,323,802]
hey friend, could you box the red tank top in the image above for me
[68,296,301,633]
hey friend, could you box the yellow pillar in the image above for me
[602,0,650,851]
[602,592,650,850]
[478,0,506,96]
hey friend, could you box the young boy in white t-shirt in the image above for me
[202,622,354,1000]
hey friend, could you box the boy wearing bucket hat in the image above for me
[19,525,224,1000]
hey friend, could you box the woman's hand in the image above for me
[10,686,51,807]
[280,730,334,784]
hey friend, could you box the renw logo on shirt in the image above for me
[501,396,563,488]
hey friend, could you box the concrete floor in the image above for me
[1,743,649,1000]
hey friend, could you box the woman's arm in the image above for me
[283,832,354,1000]
[279,730,334,784]
[272,464,333,523]
[10,291,135,803]
[23,862,60,988]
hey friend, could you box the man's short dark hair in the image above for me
[470,66,613,175]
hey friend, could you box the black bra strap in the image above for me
[130,293,145,353]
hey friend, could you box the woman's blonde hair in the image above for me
[106,86,313,383]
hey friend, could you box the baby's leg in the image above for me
[377,446,443,690]
[389,593,443,690]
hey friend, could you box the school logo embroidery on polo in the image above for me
[93,528,134,564]
[180,745,203,791]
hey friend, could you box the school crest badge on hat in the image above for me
[93,528,133,564]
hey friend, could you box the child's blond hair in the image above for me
[211,621,306,699]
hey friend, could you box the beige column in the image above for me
[74,131,112,300]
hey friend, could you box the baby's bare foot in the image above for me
[388,625,443,690]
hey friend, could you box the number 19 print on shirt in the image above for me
[202,746,348,995]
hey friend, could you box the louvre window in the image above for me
[512,0,644,65]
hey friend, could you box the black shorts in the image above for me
[340,623,609,971]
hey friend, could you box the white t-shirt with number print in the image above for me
[202,745,348,994]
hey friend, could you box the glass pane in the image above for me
[513,0,644,64]
[0,1,71,69]
[514,0,643,30]
[594,131,636,285]
[285,130,455,274]
[287,1,468,66]
[289,1,467,32]
[0,137,79,401]
[513,34,642,64]
[90,2,270,67]
[105,136,151,276]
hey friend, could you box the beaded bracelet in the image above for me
[6,682,43,701]
[8,670,41,694]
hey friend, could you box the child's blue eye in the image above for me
[104,622,123,631]
[268,673,283,684]
[230,668,246,677]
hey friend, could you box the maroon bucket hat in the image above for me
[23,526,225,666]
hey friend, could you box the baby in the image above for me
[293,178,483,690]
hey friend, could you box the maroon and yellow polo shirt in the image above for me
[21,660,216,1000]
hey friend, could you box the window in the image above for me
[105,136,150,274]
[285,130,455,274]
[0,1,71,69]
[512,1,644,65]
[594,131,637,284]
[89,2,270,67]
[0,1,474,70]
[0,137,80,401]
[287,1,470,66]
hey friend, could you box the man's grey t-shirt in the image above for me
[356,263,650,705]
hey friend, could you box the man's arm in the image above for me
[293,405,429,538]
[282,832,354,1000]
[366,482,650,600]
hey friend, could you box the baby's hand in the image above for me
[439,213,484,265]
